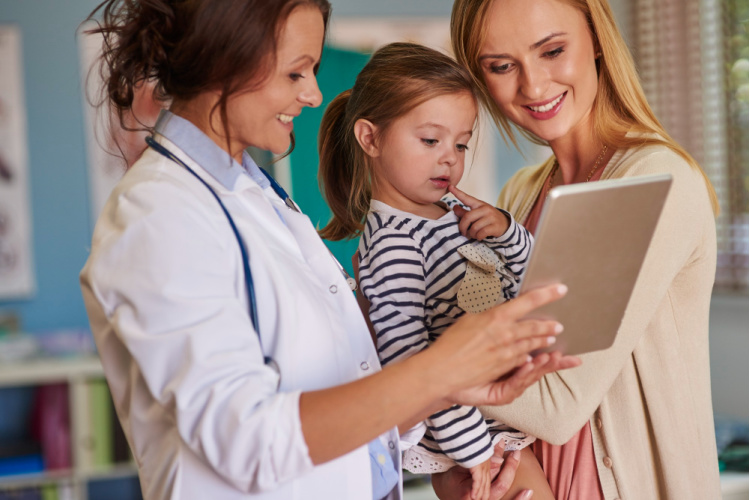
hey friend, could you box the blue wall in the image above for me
[0,0,100,332]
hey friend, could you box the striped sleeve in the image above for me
[358,226,429,366]
[482,209,533,298]
[422,405,493,469]
[359,222,494,469]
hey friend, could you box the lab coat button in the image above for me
[360,362,370,370]
[603,457,613,468]
[596,418,603,429]
[388,441,395,450]
[329,285,338,294]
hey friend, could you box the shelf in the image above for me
[78,463,138,482]
[0,356,103,388]
[0,356,138,499]
[0,462,137,489]
[0,468,74,489]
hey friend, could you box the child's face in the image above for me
[371,92,477,218]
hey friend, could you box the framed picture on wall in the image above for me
[0,26,35,299]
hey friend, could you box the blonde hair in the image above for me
[318,42,478,241]
[450,0,719,213]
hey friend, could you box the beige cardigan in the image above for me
[483,143,721,499]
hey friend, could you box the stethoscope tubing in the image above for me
[144,135,354,375]
[145,136,264,350]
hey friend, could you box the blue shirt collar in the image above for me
[153,109,270,191]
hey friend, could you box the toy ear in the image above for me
[354,119,380,158]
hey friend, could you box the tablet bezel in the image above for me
[518,173,673,355]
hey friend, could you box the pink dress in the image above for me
[522,170,605,500]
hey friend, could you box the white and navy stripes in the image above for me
[358,198,534,469]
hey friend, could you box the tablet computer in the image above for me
[519,173,672,355]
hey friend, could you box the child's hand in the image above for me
[449,185,510,240]
[469,459,492,500]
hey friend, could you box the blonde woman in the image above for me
[433,0,722,498]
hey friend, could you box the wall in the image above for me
[710,293,749,419]
[0,0,100,331]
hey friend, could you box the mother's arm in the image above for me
[482,152,716,444]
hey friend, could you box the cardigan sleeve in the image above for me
[481,149,716,444]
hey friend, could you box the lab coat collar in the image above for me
[153,109,270,192]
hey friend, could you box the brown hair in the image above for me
[318,42,478,241]
[450,0,719,213]
[85,0,331,157]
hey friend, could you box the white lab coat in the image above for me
[80,133,403,499]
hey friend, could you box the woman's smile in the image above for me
[523,91,567,119]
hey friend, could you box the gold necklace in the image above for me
[546,144,609,197]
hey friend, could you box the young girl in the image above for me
[318,42,555,500]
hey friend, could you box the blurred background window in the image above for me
[630,0,748,292]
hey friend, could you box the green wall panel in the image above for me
[288,46,371,277]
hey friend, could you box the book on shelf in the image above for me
[77,379,131,469]
[0,487,42,500]
[111,399,131,464]
[30,384,70,471]
[88,379,113,468]
[39,485,57,500]
[0,442,44,477]
[0,483,72,500]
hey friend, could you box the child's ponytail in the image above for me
[318,90,371,241]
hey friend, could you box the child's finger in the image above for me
[452,204,469,219]
[485,469,492,500]
[456,205,486,236]
[466,217,494,239]
[471,471,480,500]
[490,440,507,466]
[449,184,482,209]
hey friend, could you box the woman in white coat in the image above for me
[79,1,578,498]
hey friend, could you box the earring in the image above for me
[596,51,603,58]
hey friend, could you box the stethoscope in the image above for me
[145,136,356,381]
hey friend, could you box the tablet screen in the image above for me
[518,173,672,355]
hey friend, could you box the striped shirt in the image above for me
[357,198,534,469]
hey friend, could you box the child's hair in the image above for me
[84,0,331,155]
[318,42,478,241]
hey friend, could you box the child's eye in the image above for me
[543,47,564,58]
[456,144,469,152]
[289,73,304,82]
[421,138,438,146]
